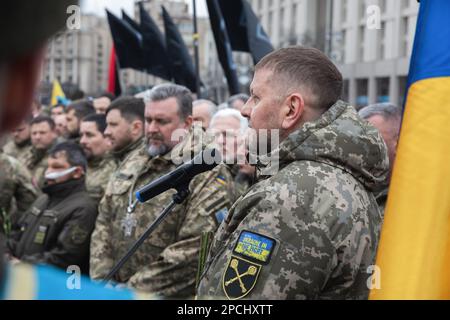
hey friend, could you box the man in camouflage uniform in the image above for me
[0,150,39,236]
[80,113,116,203]
[90,84,233,298]
[25,116,58,189]
[197,47,389,300]
[2,115,33,164]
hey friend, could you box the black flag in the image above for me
[138,2,171,81]
[161,6,198,93]
[122,10,141,34]
[206,0,240,95]
[106,10,143,70]
[218,0,273,64]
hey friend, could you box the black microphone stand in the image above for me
[103,185,190,284]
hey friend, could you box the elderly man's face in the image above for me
[145,97,190,157]
[193,103,213,129]
[210,116,241,163]
[367,115,399,175]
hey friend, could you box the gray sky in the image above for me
[81,0,208,18]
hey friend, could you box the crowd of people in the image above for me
[0,1,404,300]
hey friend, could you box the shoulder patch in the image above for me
[215,175,227,186]
[233,230,275,265]
[222,256,261,300]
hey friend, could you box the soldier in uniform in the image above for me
[2,115,33,164]
[80,113,116,203]
[65,100,95,143]
[90,84,233,298]
[0,0,155,301]
[0,150,39,236]
[6,142,97,274]
[359,103,402,213]
[25,116,58,189]
[197,47,389,300]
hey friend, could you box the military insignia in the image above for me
[33,225,48,245]
[121,213,137,237]
[222,231,276,299]
[222,256,261,300]
[215,175,227,186]
[71,226,89,245]
[233,231,276,264]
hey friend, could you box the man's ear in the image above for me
[0,46,46,133]
[184,115,193,129]
[131,119,144,137]
[281,93,305,131]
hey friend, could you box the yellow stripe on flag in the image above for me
[370,77,450,300]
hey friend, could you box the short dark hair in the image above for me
[81,113,107,134]
[49,141,87,171]
[66,100,95,120]
[97,91,116,101]
[30,115,55,130]
[145,83,193,120]
[256,46,343,112]
[105,96,145,123]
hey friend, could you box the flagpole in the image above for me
[192,0,201,98]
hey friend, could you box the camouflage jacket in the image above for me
[2,140,33,165]
[90,129,234,298]
[0,152,39,235]
[85,155,117,204]
[24,147,49,190]
[197,101,389,300]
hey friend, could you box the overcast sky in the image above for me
[80,0,208,18]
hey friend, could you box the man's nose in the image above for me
[241,101,251,119]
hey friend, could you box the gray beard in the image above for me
[147,143,169,157]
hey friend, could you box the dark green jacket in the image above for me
[7,178,98,274]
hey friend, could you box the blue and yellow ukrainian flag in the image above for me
[370,0,450,300]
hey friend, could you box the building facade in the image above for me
[41,14,112,98]
[331,0,419,108]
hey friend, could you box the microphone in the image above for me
[135,149,221,203]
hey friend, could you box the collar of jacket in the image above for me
[112,137,144,162]
[15,138,31,149]
[42,177,86,199]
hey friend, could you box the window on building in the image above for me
[379,21,386,60]
[398,76,408,106]
[376,77,390,103]
[342,80,350,102]
[356,79,369,109]
[291,3,297,35]
[279,7,285,42]
[359,26,365,62]
[342,0,348,23]
[380,0,387,13]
